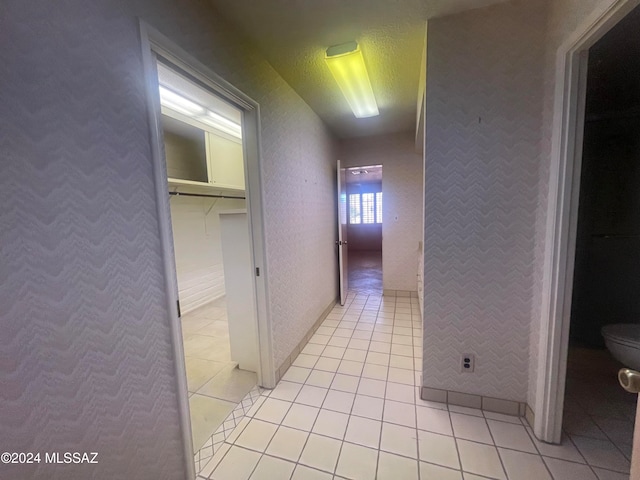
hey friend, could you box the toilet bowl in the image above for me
[601,324,640,371]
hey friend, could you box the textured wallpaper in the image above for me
[422,1,546,402]
[0,0,337,478]
[528,0,619,413]
[137,1,339,369]
[339,133,424,292]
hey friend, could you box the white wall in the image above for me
[0,1,337,478]
[422,0,546,402]
[170,196,245,314]
[340,133,423,292]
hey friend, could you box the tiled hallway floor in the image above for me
[182,297,257,451]
[198,293,633,480]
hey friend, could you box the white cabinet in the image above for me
[161,108,245,192]
[206,130,245,190]
[162,115,208,184]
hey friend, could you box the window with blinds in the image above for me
[348,192,382,224]
[349,194,361,224]
[362,193,375,224]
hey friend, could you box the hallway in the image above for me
[192,293,628,480]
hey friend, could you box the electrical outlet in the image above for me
[461,354,475,373]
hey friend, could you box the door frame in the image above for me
[536,0,640,443]
[138,20,275,477]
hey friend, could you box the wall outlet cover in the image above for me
[461,354,475,373]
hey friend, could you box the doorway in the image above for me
[536,0,640,450]
[562,5,640,472]
[139,22,274,478]
[159,58,260,457]
[345,165,383,295]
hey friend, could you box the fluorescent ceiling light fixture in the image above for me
[158,85,242,138]
[206,111,242,137]
[159,86,204,116]
[200,112,242,139]
[325,41,379,118]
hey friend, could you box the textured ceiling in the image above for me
[210,0,507,138]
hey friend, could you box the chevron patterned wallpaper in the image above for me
[529,0,619,413]
[422,1,547,402]
[0,1,337,478]
[137,1,339,370]
[339,133,423,292]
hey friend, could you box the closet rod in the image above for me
[169,191,245,200]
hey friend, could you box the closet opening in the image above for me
[157,56,262,458]
[140,23,275,476]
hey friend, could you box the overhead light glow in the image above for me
[325,41,379,119]
[158,85,242,138]
[200,112,242,139]
[159,86,204,116]
[206,111,242,137]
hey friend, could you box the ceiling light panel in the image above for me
[156,62,243,139]
[325,41,379,119]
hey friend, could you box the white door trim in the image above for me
[138,20,275,477]
[536,0,640,443]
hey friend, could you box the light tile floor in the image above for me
[181,297,257,453]
[199,293,633,479]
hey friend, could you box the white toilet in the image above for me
[601,324,640,371]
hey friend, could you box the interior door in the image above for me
[619,369,640,479]
[337,160,348,305]
[632,396,640,480]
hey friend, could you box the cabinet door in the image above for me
[161,114,209,185]
[206,132,245,191]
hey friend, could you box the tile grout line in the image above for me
[482,410,509,479]
[342,291,373,475]
[521,426,562,480]
[295,291,360,477]
[381,294,394,465]
[335,292,377,478]
[565,430,621,478]
[585,409,634,464]
[410,294,424,480]
[446,391,467,479]
[374,292,389,480]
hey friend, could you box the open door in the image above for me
[620,369,640,479]
[337,160,348,305]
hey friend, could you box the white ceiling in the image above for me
[210,0,507,138]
